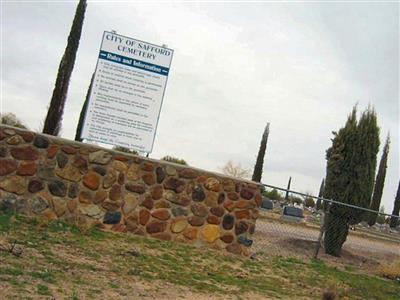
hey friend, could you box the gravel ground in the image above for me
[253,219,400,258]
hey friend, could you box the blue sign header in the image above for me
[99,50,170,76]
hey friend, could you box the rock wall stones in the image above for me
[0,126,262,255]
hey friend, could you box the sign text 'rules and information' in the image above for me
[81,31,173,153]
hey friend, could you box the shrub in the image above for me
[112,146,138,155]
[161,156,188,166]
[322,290,337,300]
[376,207,386,225]
[289,196,303,205]
[0,112,27,129]
[304,197,315,208]
[262,189,282,201]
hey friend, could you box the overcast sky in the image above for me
[1,1,399,212]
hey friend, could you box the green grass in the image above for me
[0,266,24,276]
[1,212,399,299]
[0,212,14,232]
[37,284,52,296]
[29,270,57,283]
[70,290,80,300]
[309,259,400,300]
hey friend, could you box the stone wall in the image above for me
[0,125,261,255]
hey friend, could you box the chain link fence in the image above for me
[253,184,400,266]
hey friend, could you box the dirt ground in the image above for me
[253,219,400,273]
[1,214,399,300]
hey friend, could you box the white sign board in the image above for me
[81,31,173,153]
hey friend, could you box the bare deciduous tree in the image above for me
[220,160,251,179]
[0,113,27,129]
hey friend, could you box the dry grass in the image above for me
[378,260,400,280]
[254,218,399,269]
[1,213,400,299]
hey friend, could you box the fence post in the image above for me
[313,203,329,259]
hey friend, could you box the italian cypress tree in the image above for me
[390,180,400,228]
[284,176,291,201]
[323,106,380,256]
[74,73,94,141]
[252,123,269,182]
[316,178,325,210]
[43,0,87,136]
[368,135,390,226]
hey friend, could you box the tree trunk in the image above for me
[314,208,328,259]
[42,0,87,136]
[324,206,349,257]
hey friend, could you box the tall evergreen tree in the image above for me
[368,135,390,226]
[74,73,94,141]
[390,180,400,228]
[252,123,269,182]
[284,176,291,201]
[43,0,87,136]
[323,106,380,256]
[316,178,325,210]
